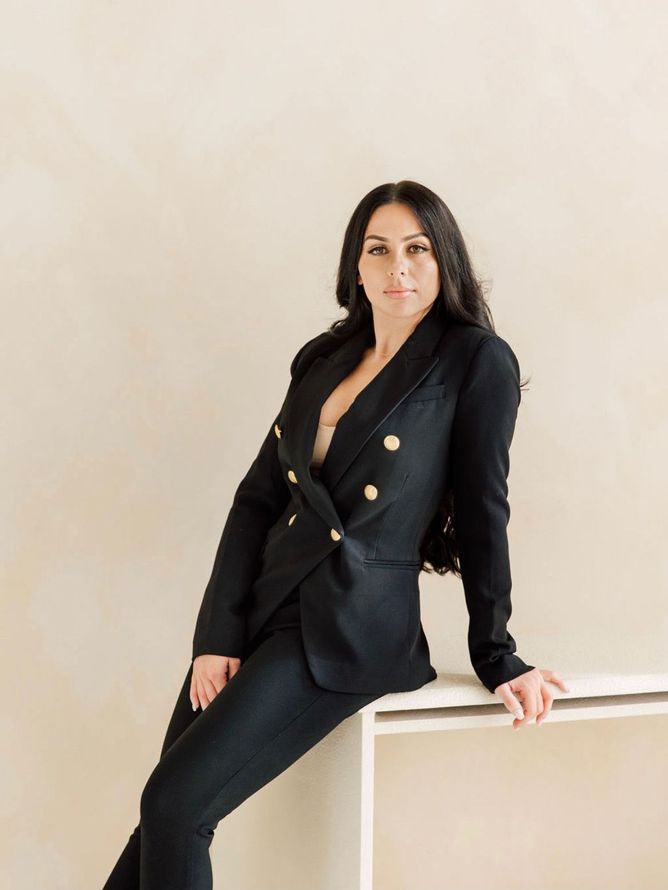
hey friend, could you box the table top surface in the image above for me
[358,632,668,712]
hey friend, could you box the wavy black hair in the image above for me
[323,179,529,578]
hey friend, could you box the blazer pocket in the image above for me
[402,383,447,403]
[363,558,422,569]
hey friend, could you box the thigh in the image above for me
[157,588,302,762]
[141,627,383,830]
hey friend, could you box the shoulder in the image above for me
[289,330,335,378]
[438,322,520,380]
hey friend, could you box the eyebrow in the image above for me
[363,232,429,243]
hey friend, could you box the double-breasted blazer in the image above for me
[192,299,534,695]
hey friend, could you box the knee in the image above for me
[140,764,189,829]
[139,767,165,824]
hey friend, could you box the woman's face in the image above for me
[357,202,441,321]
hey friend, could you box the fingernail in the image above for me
[192,704,197,711]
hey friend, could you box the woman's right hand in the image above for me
[190,654,242,711]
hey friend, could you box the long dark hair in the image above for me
[324,179,529,578]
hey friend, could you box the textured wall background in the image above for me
[2,1,667,887]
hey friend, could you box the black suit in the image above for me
[192,300,534,695]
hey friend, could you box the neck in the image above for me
[369,306,431,360]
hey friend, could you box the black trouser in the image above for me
[101,586,384,890]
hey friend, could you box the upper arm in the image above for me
[450,334,522,528]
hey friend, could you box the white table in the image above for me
[216,669,668,890]
[353,670,668,890]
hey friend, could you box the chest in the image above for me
[319,351,391,426]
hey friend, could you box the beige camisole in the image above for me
[311,421,336,471]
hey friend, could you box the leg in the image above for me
[103,627,383,890]
[142,627,381,890]
[101,593,302,889]
[102,661,201,890]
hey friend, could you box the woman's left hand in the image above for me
[495,668,570,730]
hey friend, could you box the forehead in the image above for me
[364,203,430,240]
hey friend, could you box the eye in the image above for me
[368,243,430,255]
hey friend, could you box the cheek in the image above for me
[358,257,375,279]
[361,265,387,288]
[416,255,440,283]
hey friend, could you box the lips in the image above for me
[384,288,414,294]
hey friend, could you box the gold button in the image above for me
[288,513,297,526]
[383,434,400,451]
[274,423,282,438]
[330,528,341,541]
[288,469,298,484]
[364,484,378,500]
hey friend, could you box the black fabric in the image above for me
[191,304,535,696]
[102,591,383,890]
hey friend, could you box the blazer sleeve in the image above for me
[191,342,309,661]
[450,334,535,694]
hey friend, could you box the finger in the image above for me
[189,673,199,712]
[529,686,543,721]
[512,692,527,730]
[506,682,528,721]
[495,684,525,721]
[536,685,554,726]
[531,686,542,722]
[201,675,220,707]
[196,676,212,710]
[543,670,571,693]
[518,693,533,726]
[511,695,526,723]
[208,669,227,695]
[516,689,533,725]
[227,658,242,681]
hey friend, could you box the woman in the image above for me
[102,180,568,890]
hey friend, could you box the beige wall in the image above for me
[2,1,667,888]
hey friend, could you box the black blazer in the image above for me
[192,300,535,695]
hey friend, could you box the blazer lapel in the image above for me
[280,300,448,532]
